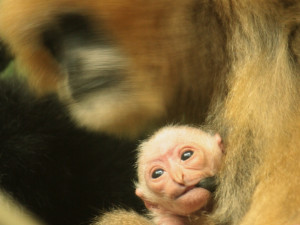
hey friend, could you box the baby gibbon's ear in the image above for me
[135,188,159,211]
[214,133,224,153]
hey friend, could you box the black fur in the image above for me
[0,78,144,225]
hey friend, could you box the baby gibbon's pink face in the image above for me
[136,126,223,216]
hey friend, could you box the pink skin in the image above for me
[136,126,224,225]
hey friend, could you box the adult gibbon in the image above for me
[0,1,299,225]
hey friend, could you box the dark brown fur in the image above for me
[0,1,299,225]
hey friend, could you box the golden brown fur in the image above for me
[93,210,214,225]
[0,0,299,225]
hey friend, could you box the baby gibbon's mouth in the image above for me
[175,176,217,199]
[175,185,196,199]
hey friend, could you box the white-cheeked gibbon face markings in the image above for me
[41,13,153,137]
[0,1,216,138]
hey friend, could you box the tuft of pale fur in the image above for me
[93,210,154,225]
[0,191,44,225]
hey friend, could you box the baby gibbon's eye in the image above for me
[152,169,164,179]
[181,150,194,161]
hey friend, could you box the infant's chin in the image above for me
[174,187,211,215]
